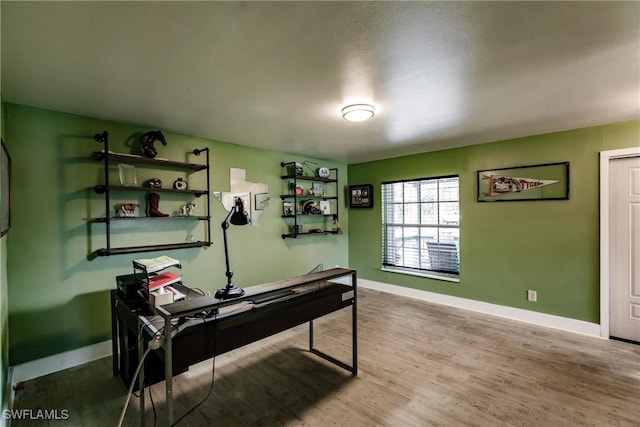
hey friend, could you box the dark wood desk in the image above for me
[111,268,357,426]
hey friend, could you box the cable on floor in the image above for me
[117,347,152,427]
[170,299,223,426]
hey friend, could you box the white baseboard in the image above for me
[358,279,602,338]
[11,340,112,385]
[6,279,601,387]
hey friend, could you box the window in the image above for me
[382,176,460,278]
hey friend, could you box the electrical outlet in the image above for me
[527,290,537,302]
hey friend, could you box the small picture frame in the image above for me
[310,182,323,196]
[349,184,374,208]
[255,193,270,210]
[319,200,331,215]
[283,201,293,216]
[118,163,138,186]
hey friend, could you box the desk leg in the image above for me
[138,323,146,427]
[352,271,358,375]
[111,291,119,377]
[164,315,174,426]
[308,272,358,375]
[309,319,315,350]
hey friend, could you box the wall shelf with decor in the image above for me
[90,131,212,257]
[279,161,341,239]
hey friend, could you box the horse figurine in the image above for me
[140,130,167,159]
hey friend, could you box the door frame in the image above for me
[599,147,640,338]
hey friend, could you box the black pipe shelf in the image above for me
[91,131,212,256]
[279,161,341,239]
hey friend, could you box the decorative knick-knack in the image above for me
[140,130,167,159]
[114,203,139,217]
[146,192,169,217]
[181,203,196,216]
[173,177,188,190]
[146,178,162,188]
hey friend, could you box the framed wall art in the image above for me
[477,162,569,202]
[1,139,11,236]
[349,184,374,208]
[254,193,270,210]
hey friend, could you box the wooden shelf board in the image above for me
[93,151,206,171]
[91,216,209,222]
[281,230,340,239]
[279,195,337,200]
[93,184,207,195]
[95,241,211,256]
[279,174,337,183]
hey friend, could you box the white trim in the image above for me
[599,147,640,339]
[359,279,601,337]
[4,274,605,385]
[1,366,14,427]
[10,340,112,385]
[381,267,460,283]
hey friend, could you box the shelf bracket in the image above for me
[94,131,108,144]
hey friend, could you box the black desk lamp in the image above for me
[215,197,250,299]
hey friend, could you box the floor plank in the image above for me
[10,288,640,426]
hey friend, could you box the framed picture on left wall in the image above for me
[1,139,11,237]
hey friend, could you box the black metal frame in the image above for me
[348,184,374,208]
[477,161,570,202]
[280,161,339,238]
[92,131,212,256]
[113,268,358,426]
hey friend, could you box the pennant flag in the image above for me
[482,174,558,197]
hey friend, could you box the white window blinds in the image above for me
[382,176,460,275]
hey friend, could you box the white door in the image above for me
[610,155,640,341]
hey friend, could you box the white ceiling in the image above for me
[2,1,638,164]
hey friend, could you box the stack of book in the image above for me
[148,271,182,291]
[133,255,182,292]
[134,255,181,273]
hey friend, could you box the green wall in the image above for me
[3,100,638,366]
[348,120,639,323]
[3,103,348,365]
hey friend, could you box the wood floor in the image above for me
[11,288,640,427]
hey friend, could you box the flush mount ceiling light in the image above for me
[341,104,375,122]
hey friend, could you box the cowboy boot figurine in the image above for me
[147,192,169,217]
